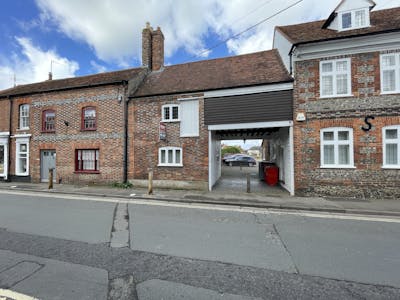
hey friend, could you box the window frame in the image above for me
[382,125,400,169]
[161,104,180,122]
[320,127,354,168]
[42,109,56,133]
[81,106,97,131]
[338,8,370,31]
[158,147,183,167]
[19,104,30,130]
[15,137,30,176]
[380,53,400,94]
[320,58,352,98]
[75,149,100,173]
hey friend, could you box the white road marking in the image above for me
[0,288,38,300]
[0,189,399,224]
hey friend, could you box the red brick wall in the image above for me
[128,93,208,183]
[8,84,126,184]
[0,99,11,132]
[294,50,400,198]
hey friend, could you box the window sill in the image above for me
[15,173,29,176]
[161,120,180,123]
[80,129,97,132]
[158,164,183,168]
[382,166,400,170]
[180,134,199,138]
[380,91,400,95]
[319,94,353,99]
[320,166,356,169]
[74,171,100,174]
[17,128,30,131]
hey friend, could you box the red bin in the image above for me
[264,165,279,186]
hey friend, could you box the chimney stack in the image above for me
[48,72,53,80]
[142,23,164,71]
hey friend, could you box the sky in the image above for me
[0,0,397,91]
[0,0,397,149]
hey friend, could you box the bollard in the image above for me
[148,169,153,195]
[246,173,250,193]
[48,168,53,189]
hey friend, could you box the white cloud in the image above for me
[90,60,107,73]
[0,37,79,90]
[34,0,398,65]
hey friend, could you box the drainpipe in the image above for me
[7,96,12,182]
[122,81,128,184]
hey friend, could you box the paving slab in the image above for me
[137,279,263,300]
[0,249,108,300]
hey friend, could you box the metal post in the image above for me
[246,173,250,193]
[48,168,53,189]
[148,169,153,195]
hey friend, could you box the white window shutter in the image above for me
[180,100,199,137]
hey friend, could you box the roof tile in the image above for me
[0,67,146,98]
[133,49,292,97]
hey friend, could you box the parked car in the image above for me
[222,153,245,163]
[224,155,257,167]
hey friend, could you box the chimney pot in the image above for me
[48,72,53,80]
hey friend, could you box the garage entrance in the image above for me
[204,84,294,195]
[208,121,294,195]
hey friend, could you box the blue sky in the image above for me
[0,0,397,91]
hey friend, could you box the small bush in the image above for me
[111,182,133,189]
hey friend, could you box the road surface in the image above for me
[0,190,399,299]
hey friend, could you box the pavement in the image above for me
[0,181,399,217]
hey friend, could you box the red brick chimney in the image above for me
[142,23,164,71]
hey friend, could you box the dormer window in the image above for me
[339,8,369,31]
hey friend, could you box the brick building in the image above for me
[0,69,146,184]
[0,0,399,198]
[274,0,400,198]
[128,24,293,191]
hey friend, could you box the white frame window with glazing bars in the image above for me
[320,58,352,98]
[383,125,400,168]
[158,147,182,167]
[320,127,354,168]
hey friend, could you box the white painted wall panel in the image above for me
[180,100,199,137]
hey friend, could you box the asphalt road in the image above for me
[0,190,399,299]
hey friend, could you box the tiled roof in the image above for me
[276,6,400,45]
[133,49,292,97]
[0,67,146,98]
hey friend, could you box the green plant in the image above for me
[111,181,133,189]
[221,145,242,157]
